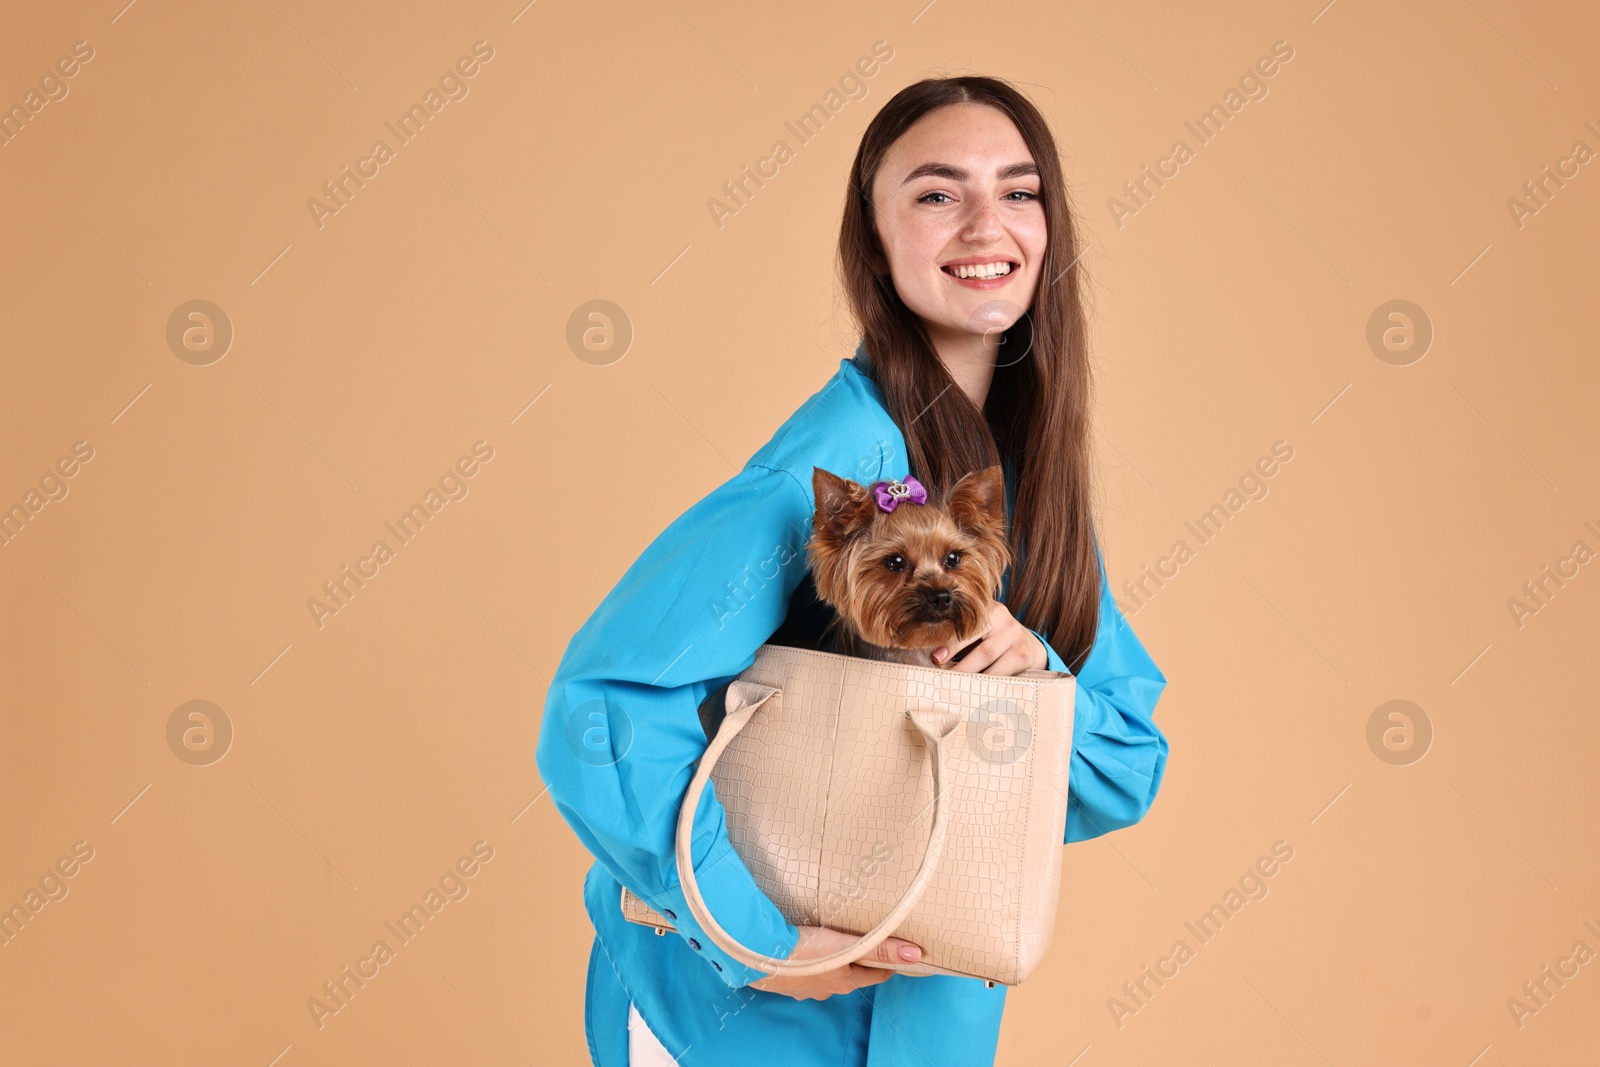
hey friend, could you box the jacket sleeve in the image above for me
[1029,545,1169,843]
[535,460,812,989]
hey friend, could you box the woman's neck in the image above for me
[928,328,1000,410]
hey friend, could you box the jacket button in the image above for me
[711,960,723,972]
[661,908,676,921]
[688,937,702,951]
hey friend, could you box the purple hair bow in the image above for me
[872,475,927,513]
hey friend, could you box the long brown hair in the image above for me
[837,76,1101,671]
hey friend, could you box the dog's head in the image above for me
[806,465,1011,650]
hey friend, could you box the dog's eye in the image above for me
[943,550,962,568]
[883,554,907,573]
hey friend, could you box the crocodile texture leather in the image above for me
[621,643,1075,986]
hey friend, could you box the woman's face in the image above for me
[870,102,1046,350]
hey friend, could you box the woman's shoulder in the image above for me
[747,351,906,505]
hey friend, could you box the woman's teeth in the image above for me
[945,262,1013,279]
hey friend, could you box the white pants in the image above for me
[628,1001,679,1066]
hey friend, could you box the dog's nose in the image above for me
[923,587,952,609]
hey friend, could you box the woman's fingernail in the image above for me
[898,945,921,961]
[934,648,947,663]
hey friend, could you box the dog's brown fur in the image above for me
[807,466,1011,667]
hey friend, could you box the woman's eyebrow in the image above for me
[901,161,1039,184]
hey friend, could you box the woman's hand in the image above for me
[749,926,925,1000]
[933,601,1048,675]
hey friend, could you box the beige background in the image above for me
[2,1,1596,1064]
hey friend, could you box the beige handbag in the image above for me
[619,643,1076,986]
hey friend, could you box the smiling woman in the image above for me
[537,74,1168,1067]
[866,113,1050,413]
[838,87,1111,681]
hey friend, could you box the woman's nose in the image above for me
[960,194,1004,241]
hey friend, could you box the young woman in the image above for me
[536,75,1169,1067]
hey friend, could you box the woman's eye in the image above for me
[1004,189,1038,202]
[917,191,952,205]
[943,551,962,568]
[883,554,907,572]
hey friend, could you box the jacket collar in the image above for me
[848,340,873,379]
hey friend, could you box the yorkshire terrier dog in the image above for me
[806,465,1011,667]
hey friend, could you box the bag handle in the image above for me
[674,679,960,977]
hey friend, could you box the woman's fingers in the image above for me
[872,936,922,964]
[959,634,1035,675]
[949,635,1000,673]
[939,602,1007,674]
[950,626,1016,673]
[846,935,926,989]
[750,927,930,1000]
[847,963,896,987]
[941,602,1042,676]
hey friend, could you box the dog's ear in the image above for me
[808,468,877,607]
[810,467,876,544]
[945,465,1007,539]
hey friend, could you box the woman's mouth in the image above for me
[941,260,1018,289]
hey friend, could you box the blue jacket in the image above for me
[535,342,1169,1067]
